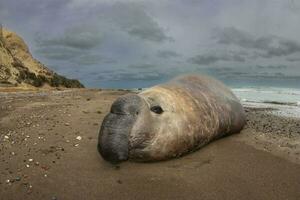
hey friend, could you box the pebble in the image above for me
[26,164,30,168]
[74,144,79,147]
[64,123,70,126]
[76,136,82,140]
[28,158,34,162]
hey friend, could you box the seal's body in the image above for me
[98,75,246,163]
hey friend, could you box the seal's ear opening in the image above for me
[150,105,164,114]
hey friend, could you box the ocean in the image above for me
[232,87,300,119]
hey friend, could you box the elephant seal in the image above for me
[98,74,246,163]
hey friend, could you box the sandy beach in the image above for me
[0,89,300,200]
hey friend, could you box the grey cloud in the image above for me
[189,52,245,65]
[127,64,157,69]
[215,27,300,58]
[97,70,164,81]
[109,3,172,42]
[157,50,180,58]
[36,25,103,50]
[36,46,81,60]
[73,54,104,66]
[286,57,300,62]
[36,47,115,66]
[255,65,287,69]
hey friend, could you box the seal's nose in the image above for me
[110,94,143,115]
[98,94,143,163]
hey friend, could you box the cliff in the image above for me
[0,27,84,88]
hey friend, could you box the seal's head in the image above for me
[98,88,188,163]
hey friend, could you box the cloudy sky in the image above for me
[1,0,300,88]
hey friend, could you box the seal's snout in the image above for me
[110,94,143,115]
[98,94,143,163]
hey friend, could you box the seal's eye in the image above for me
[150,105,164,114]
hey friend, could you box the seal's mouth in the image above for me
[98,94,143,164]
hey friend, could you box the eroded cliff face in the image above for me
[0,28,84,88]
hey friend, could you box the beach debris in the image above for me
[76,136,82,141]
[114,165,120,170]
[28,158,33,162]
[26,164,30,168]
[52,196,58,200]
[41,165,50,171]
[27,185,33,194]
[74,144,79,147]
[4,135,9,139]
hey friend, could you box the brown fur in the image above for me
[128,75,246,161]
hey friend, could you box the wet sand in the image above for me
[0,89,300,200]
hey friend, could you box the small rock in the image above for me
[28,159,34,162]
[64,123,70,126]
[26,164,30,168]
[4,135,9,139]
[76,136,82,141]
[15,177,21,181]
[74,144,79,147]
